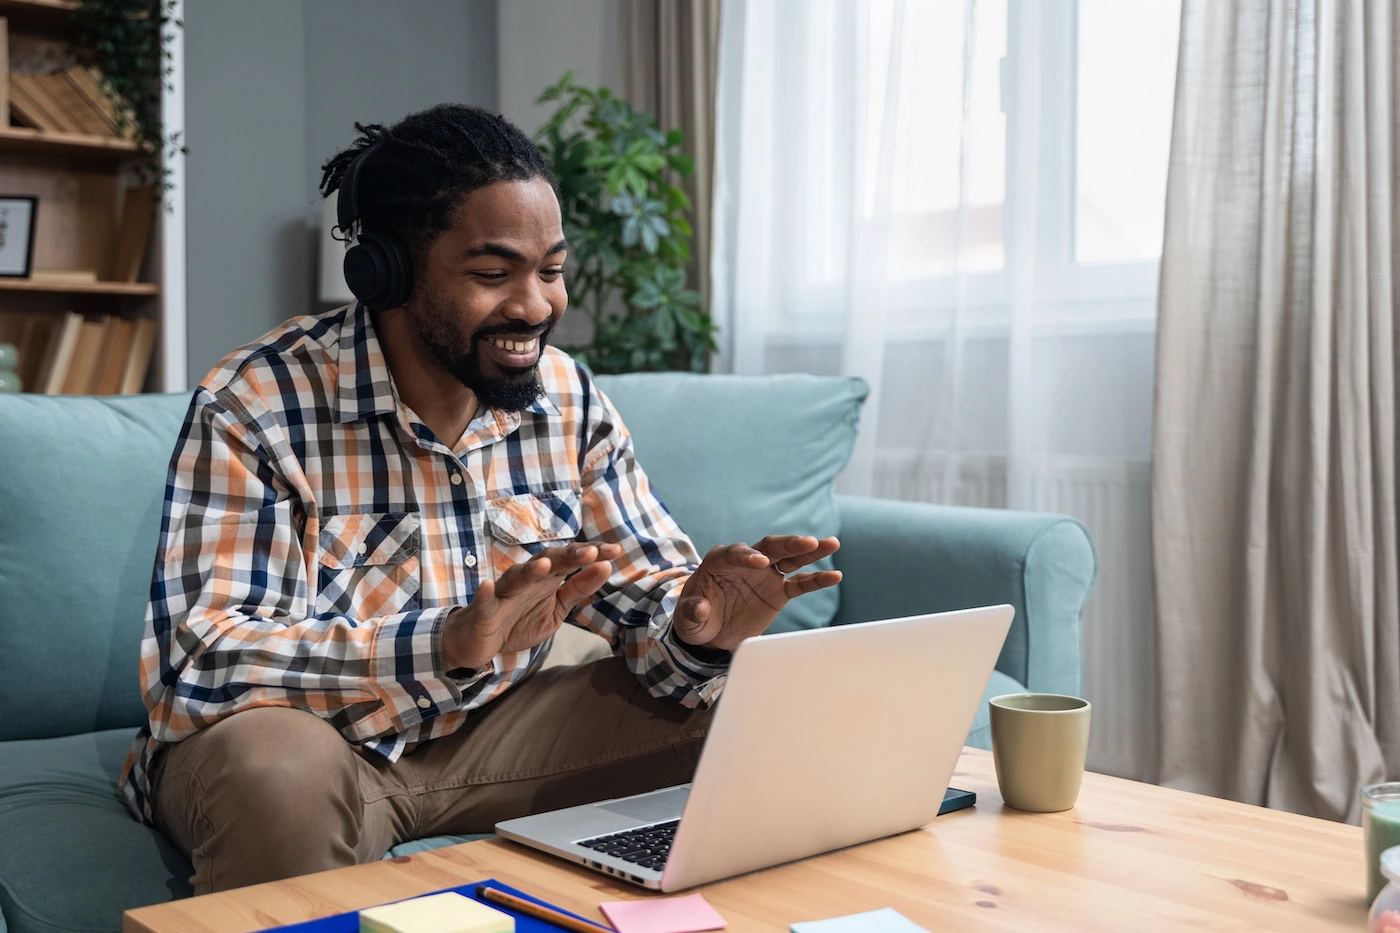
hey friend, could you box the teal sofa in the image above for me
[0,374,1095,933]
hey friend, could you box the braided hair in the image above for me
[319,104,556,263]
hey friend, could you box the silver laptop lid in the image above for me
[661,605,1013,891]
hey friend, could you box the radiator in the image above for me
[869,452,1157,781]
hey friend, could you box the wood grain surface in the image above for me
[123,748,1368,933]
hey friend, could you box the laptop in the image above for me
[495,605,1014,891]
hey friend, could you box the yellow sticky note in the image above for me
[359,892,515,933]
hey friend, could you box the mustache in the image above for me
[474,321,552,341]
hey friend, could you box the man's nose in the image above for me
[500,278,553,326]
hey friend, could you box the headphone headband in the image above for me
[336,139,381,236]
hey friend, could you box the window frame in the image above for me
[761,0,1167,342]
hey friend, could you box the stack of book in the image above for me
[8,65,135,139]
[0,311,157,395]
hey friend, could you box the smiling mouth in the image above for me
[486,336,538,353]
[478,332,544,369]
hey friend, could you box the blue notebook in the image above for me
[263,879,595,933]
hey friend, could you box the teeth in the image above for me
[490,337,537,352]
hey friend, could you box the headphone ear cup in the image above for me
[343,233,412,310]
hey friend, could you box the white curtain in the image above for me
[712,0,1178,779]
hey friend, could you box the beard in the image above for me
[408,290,552,413]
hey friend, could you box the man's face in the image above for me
[405,177,568,411]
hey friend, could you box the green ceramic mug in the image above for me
[990,693,1092,812]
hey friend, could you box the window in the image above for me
[777,0,1182,329]
[1075,0,1183,264]
[882,0,1008,279]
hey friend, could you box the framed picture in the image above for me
[0,196,37,278]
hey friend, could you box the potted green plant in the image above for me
[74,0,184,198]
[535,72,717,373]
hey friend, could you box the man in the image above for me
[120,104,841,894]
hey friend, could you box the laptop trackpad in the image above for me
[599,786,690,822]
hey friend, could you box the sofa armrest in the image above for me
[832,496,1096,696]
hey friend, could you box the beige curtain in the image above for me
[618,0,720,314]
[1153,0,1400,821]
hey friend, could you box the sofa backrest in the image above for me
[0,392,193,741]
[593,372,867,633]
[0,374,866,741]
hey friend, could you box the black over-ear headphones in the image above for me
[336,140,413,310]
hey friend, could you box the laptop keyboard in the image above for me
[578,819,679,871]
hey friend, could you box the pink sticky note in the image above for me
[600,893,727,933]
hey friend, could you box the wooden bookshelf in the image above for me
[0,0,182,397]
[0,277,158,295]
[0,124,143,159]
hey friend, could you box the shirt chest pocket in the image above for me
[315,511,422,618]
[485,490,583,568]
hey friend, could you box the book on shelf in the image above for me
[119,316,158,394]
[6,66,136,139]
[31,268,100,283]
[11,315,46,391]
[32,310,83,394]
[8,73,67,132]
[67,66,135,139]
[37,70,109,136]
[92,316,134,394]
[59,316,105,394]
[11,312,157,396]
[112,185,154,282]
[0,20,7,130]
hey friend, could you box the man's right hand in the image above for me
[443,542,623,672]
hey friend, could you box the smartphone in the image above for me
[937,786,977,816]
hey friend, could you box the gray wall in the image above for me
[183,0,497,386]
[305,0,497,199]
[184,0,308,386]
[497,0,618,134]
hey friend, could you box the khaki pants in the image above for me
[151,658,712,894]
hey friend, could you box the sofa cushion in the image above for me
[593,373,867,633]
[0,393,192,741]
[0,728,192,933]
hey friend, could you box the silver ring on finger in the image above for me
[771,560,787,576]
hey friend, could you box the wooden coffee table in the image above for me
[123,748,1368,933]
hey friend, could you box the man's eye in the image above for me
[472,272,507,282]
[541,268,564,279]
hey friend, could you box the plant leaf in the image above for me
[640,224,660,254]
[605,165,627,194]
[667,153,695,177]
[654,308,677,345]
[609,191,635,215]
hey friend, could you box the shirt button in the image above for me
[450,472,463,486]
[416,696,431,709]
[463,553,478,568]
[355,542,367,556]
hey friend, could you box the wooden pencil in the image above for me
[475,885,615,933]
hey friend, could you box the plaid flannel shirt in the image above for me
[120,303,726,824]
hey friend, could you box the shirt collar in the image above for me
[335,302,562,424]
[334,302,399,424]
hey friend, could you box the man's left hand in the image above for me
[673,535,842,652]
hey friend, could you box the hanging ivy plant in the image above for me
[73,0,184,199]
